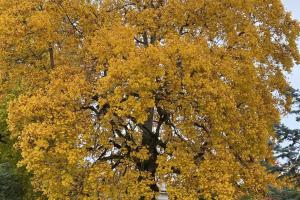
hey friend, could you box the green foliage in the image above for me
[270,89,300,199]
[269,187,300,200]
[0,156,33,200]
[274,125,300,185]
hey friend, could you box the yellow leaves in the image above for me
[7,65,95,198]
[240,163,279,198]
[35,139,49,149]
[127,6,160,32]
[61,173,74,188]
[157,143,240,199]
[130,147,149,160]
[2,0,300,199]
[89,25,136,65]
[195,154,237,199]
[45,66,91,113]
[28,10,60,44]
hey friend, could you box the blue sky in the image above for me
[281,0,300,128]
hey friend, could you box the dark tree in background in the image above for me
[271,89,300,199]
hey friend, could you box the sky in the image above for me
[281,0,300,129]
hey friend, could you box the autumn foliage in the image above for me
[0,0,299,199]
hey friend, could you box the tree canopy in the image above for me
[0,0,299,199]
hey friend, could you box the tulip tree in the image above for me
[0,0,299,199]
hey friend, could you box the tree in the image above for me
[1,0,299,199]
[269,89,300,199]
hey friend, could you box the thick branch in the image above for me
[49,46,54,68]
